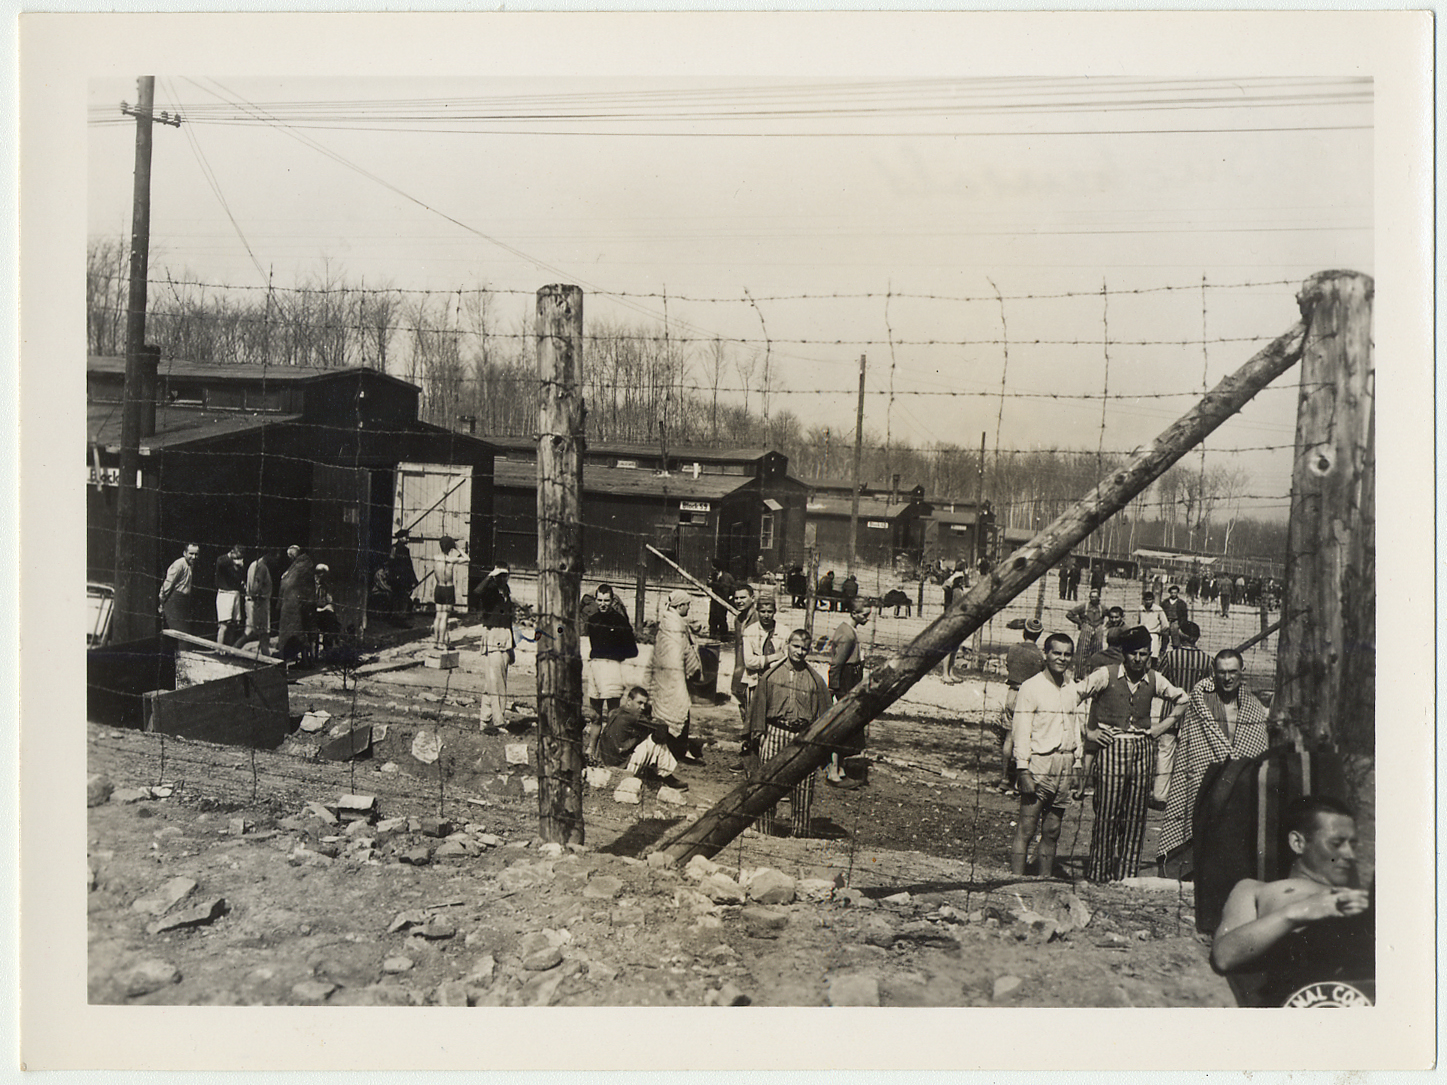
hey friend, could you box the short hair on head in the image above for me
[595,583,613,596]
[1043,632,1074,654]
[1284,794,1354,837]
[787,627,810,643]
[736,582,755,597]
[626,685,649,701]
[1107,606,1125,618]
[1213,648,1245,669]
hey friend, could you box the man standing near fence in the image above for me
[1010,632,1086,877]
[748,627,829,837]
[1160,584,1191,652]
[158,542,199,635]
[240,548,275,657]
[214,543,246,647]
[1153,619,1213,811]
[1078,625,1189,882]
[475,563,515,733]
[824,602,870,789]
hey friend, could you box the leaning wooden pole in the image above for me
[660,283,1329,863]
[1269,271,1374,755]
[535,284,587,844]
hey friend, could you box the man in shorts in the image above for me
[1009,632,1085,877]
[432,534,469,650]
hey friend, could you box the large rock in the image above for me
[612,777,642,805]
[146,896,226,935]
[523,946,563,971]
[698,872,745,904]
[1000,881,1092,932]
[505,743,530,766]
[746,868,797,905]
[992,975,1023,1000]
[583,875,624,900]
[87,774,114,807]
[120,959,181,998]
[291,980,337,1002]
[684,855,719,881]
[826,973,880,1007]
[131,876,198,917]
[797,878,836,903]
[656,786,687,806]
[740,906,789,931]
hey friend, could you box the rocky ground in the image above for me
[86,589,1240,1008]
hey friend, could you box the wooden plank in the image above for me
[660,303,1311,864]
[143,664,290,749]
[646,544,739,615]
[162,628,280,665]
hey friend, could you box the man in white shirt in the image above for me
[1137,590,1170,662]
[1009,632,1086,877]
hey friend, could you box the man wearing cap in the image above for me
[1154,619,1213,809]
[1010,632,1087,876]
[432,535,469,650]
[475,562,514,732]
[1160,584,1191,652]
[649,590,709,761]
[740,591,788,755]
[1137,590,1170,663]
[1076,625,1189,881]
[996,617,1046,792]
[1065,588,1108,679]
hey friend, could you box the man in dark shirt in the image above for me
[214,544,245,646]
[598,686,687,790]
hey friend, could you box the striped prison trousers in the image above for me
[755,722,815,838]
[1087,731,1155,882]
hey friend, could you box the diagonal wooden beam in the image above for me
[659,277,1337,864]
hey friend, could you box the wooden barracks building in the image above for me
[484,438,808,584]
[87,355,497,639]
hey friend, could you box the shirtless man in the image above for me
[1211,795,1373,1005]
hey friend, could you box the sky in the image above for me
[88,73,1374,521]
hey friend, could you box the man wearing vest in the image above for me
[1077,625,1189,882]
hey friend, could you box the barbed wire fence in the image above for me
[88,270,1319,906]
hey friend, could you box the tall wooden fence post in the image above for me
[535,284,586,844]
[660,310,1310,863]
[1270,271,1374,757]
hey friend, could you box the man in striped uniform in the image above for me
[747,628,829,837]
[1078,625,1189,882]
[1153,619,1213,808]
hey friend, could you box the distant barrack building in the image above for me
[86,354,497,637]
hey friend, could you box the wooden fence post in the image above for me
[535,284,586,844]
[660,313,1309,863]
[1270,271,1374,755]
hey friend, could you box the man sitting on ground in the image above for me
[597,686,688,791]
[1211,795,1373,1006]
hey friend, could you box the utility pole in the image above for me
[111,77,180,644]
[847,354,865,575]
[535,284,587,844]
[973,430,987,655]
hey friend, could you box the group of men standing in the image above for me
[1007,601,1270,884]
[158,541,333,662]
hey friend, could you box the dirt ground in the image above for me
[87,587,1242,1008]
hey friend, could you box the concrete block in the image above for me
[505,743,530,766]
[612,776,642,805]
[423,651,460,670]
[583,766,612,788]
[656,786,687,806]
